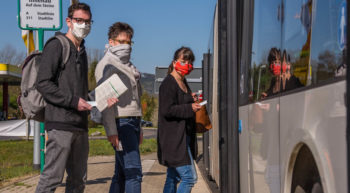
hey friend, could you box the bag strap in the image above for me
[55,35,70,68]
[20,50,41,70]
[44,34,70,70]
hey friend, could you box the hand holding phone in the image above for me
[199,100,207,106]
[87,101,97,107]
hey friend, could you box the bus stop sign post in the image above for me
[17,0,63,173]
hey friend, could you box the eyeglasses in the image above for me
[115,39,134,45]
[71,17,93,25]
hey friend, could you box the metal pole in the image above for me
[38,29,45,173]
[32,30,41,169]
[33,120,40,169]
[26,31,30,141]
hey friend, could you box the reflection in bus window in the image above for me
[282,0,311,88]
[262,48,303,99]
[261,48,282,98]
[281,50,303,92]
[249,0,282,101]
[310,0,347,83]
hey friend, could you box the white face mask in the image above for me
[71,22,91,40]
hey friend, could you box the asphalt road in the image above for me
[143,128,157,139]
[0,136,23,141]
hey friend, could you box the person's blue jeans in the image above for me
[163,146,197,193]
[109,117,142,193]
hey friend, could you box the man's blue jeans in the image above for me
[163,147,197,193]
[109,118,142,193]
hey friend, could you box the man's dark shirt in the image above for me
[36,33,89,131]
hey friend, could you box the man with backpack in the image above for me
[34,3,119,193]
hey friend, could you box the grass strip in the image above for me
[88,126,106,136]
[0,138,157,185]
[0,140,39,185]
[89,138,157,156]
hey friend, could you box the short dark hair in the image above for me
[68,3,92,19]
[108,22,134,40]
[282,49,290,62]
[267,47,281,73]
[267,47,281,65]
[167,47,195,74]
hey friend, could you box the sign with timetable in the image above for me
[18,0,62,30]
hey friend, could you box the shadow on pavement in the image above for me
[143,172,165,176]
[60,177,112,186]
[89,161,115,165]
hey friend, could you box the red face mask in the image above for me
[270,61,281,76]
[174,61,193,76]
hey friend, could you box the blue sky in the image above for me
[0,0,217,74]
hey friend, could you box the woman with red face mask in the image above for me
[281,50,303,92]
[261,47,282,98]
[157,47,201,193]
[262,48,303,99]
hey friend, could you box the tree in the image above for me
[88,60,98,91]
[0,44,26,65]
[86,47,103,91]
[141,92,157,121]
[86,47,103,66]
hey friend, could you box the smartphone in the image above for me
[87,101,97,107]
[199,100,207,106]
[116,141,123,151]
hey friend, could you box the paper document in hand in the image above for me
[95,74,128,111]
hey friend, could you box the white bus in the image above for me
[201,0,348,193]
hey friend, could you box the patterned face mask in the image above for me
[174,61,193,76]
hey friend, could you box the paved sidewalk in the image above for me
[0,153,211,193]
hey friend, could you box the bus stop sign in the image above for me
[18,0,62,30]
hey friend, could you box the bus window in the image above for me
[249,0,282,101]
[281,0,311,91]
[310,0,347,83]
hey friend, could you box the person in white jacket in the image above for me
[95,22,143,193]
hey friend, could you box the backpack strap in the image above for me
[44,34,71,70]
[55,35,70,68]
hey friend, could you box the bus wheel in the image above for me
[291,145,323,193]
[294,183,323,193]
[295,185,306,193]
[311,182,323,193]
